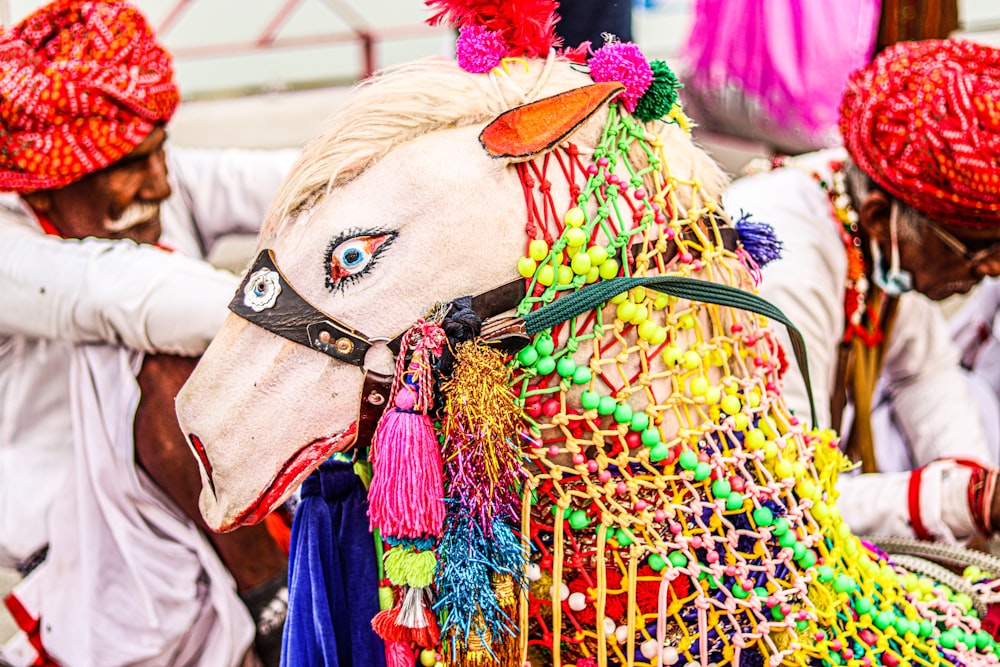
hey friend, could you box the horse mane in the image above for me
[259,53,729,243]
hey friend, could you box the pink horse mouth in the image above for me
[192,424,358,531]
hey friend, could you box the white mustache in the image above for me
[105,201,159,232]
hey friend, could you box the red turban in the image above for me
[0,0,180,193]
[840,39,1000,229]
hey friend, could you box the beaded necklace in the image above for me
[813,160,888,346]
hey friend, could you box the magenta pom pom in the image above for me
[456,24,508,73]
[588,41,654,113]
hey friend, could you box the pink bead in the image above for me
[843,649,854,660]
[766,596,779,608]
[690,536,702,548]
[882,654,899,667]
[587,460,599,473]
[616,482,628,495]
[706,551,719,563]
[598,471,612,483]
[731,324,743,333]
[572,454,585,465]
[664,227,676,240]
[741,580,754,591]
[692,260,703,271]
[830,640,842,652]
[813,633,825,642]
[765,382,777,392]
[679,252,694,264]
[655,214,667,225]
[698,452,710,463]
[597,157,609,167]
[654,510,666,522]
[634,188,647,200]
[586,164,599,176]
[725,565,738,576]
[548,445,561,456]
[730,476,745,493]
[789,416,799,426]
[743,336,757,346]
[635,500,647,511]
[669,521,682,535]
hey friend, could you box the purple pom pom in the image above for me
[456,25,508,73]
[735,211,783,267]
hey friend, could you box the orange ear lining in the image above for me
[479,81,625,160]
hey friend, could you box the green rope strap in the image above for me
[522,275,819,428]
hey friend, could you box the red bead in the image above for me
[542,399,561,417]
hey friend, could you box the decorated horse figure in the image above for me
[177,2,1000,666]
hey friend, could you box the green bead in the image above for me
[648,554,667,571]
[630,412,650,432]
[556,357,576,377]
[649,443,670,462]
[778,530,797,548]
[640,428,661,447]
[613,403,633,424]
[875,610,895,630]
[580,391,600,410]
[754,587,768,599]
[694,461,712,481]
[939,630,958,649]
[597,395,617,415]
[668,551,688,568]
[797,549,817,569]
[678,449,699,470]
[572,366,592,384]
[378,585,395,610]
[535,336,555,357]
[752,506,774,527]
[616,530,633,546]
[770,606,785,621]
[535,356,557,375]
[832,575,856,594]
[893,617,909,636]
[568,509,590,530]
[772,517,789,536]
[712,479,732,499]
[517,345,539,366]
[976,630,993,650]
[817,566,835,583]
[855,599,876,618]
[732,583,750,599]
[792,542,806,562]
[919,620,933,638]
[725,492,744,511]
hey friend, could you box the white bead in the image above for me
[525,563,541,581]
[641,639,658,659]
[568,592,587,611]
[603,617,616,637]
[615,625,629,644]
[662,647,680,665]
[549,583,570,601]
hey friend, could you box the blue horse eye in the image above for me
[341,248,364,266]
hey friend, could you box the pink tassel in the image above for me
[384,640,416,667]
[368,385,446,539]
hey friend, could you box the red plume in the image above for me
[425,0,563,58]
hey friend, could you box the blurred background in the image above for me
[2,0,1000,651]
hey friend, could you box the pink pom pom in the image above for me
[384,640,416,667]
[588,41,653,113]
[456,24,508,73]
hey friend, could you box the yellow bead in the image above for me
[617,301,637,322]
[720,395,741,415]
[557,265,573,285]
[690,376,709,396]
[599,258,620,279]
[733,413,749,430]
[663,345,682,365]
[637,320,658,341]
[571,252,592,275]
[565,227,587,247]
[517,257,537,278]
[588,245,609,265]
[630,305,649,325]
[745,429,766,449]
[682,351,701,370]
[529,239,549,261]
[585,266,600,283]
[610,291,629,304]
[649,326,668,345]
[564,206,586,227]
[704,386,721,404]
[631,286,646,302]
[537,265,555,286]
[678,313,695,330]
[774,460,793,479]
[420,649,437,666]
[653,295,670,310]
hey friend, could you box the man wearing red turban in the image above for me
[724,39,1000,546]
[0,2,297,665]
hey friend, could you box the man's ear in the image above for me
[21,190,52,215]
[858,190,893,244]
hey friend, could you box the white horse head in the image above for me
[177,55,726,532]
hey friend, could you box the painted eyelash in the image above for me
[323,227,396,293]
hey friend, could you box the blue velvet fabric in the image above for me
[281,459,386,667]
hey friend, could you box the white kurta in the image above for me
[723,148,993,543]
[0,147,297,667]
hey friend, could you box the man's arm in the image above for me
[0,226,238,356]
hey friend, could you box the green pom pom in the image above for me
[634,60,682,123]
[384,547,437,588]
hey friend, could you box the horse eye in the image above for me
[328,234,391,285]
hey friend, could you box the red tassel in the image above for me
[368,385,445,539]
[384,640,416,667]
[409,607,441,649]
[372,607,412,643]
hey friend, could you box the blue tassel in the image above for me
[433,512,525,657]
[735,211,783,267]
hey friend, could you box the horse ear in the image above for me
[479,81,625,161]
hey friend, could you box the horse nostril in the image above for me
[188,433,217,497]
